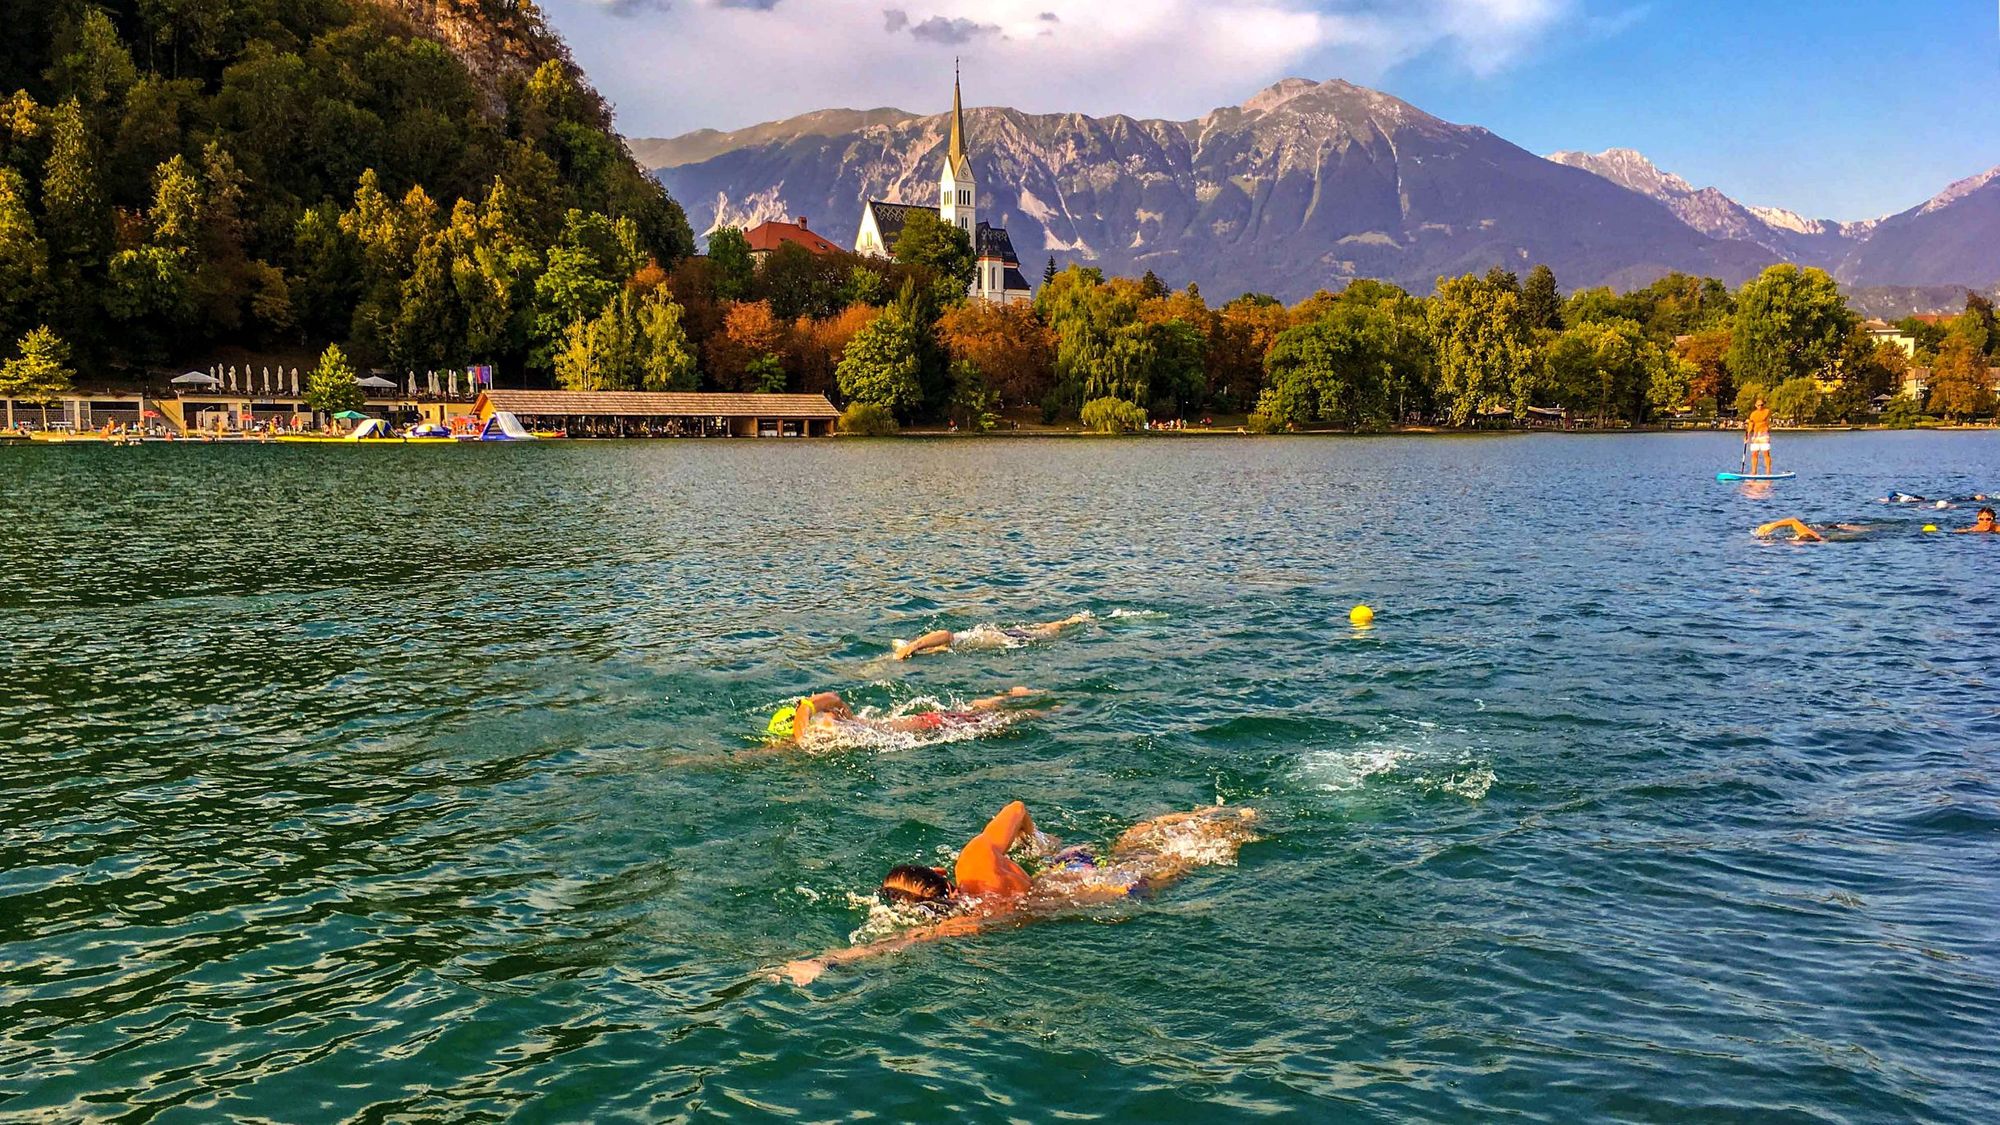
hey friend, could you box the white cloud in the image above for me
[544,0,1582,137]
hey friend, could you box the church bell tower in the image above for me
[938,62,977,236]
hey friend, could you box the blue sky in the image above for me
[545,0,1999,221]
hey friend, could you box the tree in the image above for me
[1728,264,1855,388]
[935,298,1054,407]
[1928,333,1997,421]
[304,343,363,416]
[707,226,754,301]
[1080,396,1147,433]
[1042,256,1057,287]
[1520,264,1562,332]
[0,327,75,425]
[1539,318,1682,425]
[1769,376,1825,425]
[709,299,784,391]
[1429,272,1529,424]
[1732,381,1771,418]
[839,401,899,435]
[890,209,974,294]
[1255,306,1400,428]
[1675,328,1733,407]
[0,169,48,344]
[836,305,924,416]
[556,287,699,392]
[637,291,698,391]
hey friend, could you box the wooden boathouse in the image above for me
[472,390,841,438]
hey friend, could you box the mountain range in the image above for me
[642,78,1999,305]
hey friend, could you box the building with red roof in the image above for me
[744,217,844,258]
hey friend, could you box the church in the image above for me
[854,72,1034,305]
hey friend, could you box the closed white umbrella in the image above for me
[290,368,300,397]
[227,365,238,392]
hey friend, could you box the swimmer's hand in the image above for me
[777,957,828,986]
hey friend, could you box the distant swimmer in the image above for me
[1955,507,1997,534]
[777,801,1259,985]
[768,688,1041,745]
[891,612,1094,660]
[1744,397,1776,476]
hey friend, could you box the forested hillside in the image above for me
[0,0,692,377]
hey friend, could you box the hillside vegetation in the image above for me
[0,0,692,377]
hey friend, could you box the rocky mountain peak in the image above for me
[1919,165,2000,215]
[1547,148,1696,198]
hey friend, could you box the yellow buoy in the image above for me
[1349,604,1375,627]
[1923,524,1939,533]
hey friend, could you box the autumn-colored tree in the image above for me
[934,299,1055,408]
[706,299,785,391]
[1209,295,1289,411]
[785,304,879,398]
[1928,333,1997,420]
[1675,328,1733,407]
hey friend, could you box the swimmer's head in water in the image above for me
[879,864,952,905]
[766,704,797,739]
[1977,508,1997,530]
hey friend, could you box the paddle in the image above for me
[1740,429,1748,475]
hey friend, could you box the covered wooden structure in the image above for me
[472,390,840,438]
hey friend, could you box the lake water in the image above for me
[2,432,1997,1121]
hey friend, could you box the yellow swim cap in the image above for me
[767,704,797,738]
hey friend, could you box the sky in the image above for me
[539,0,2000,221]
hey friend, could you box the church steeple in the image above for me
[938,60,976,235]
[946,59,971,177]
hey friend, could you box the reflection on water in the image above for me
[2,432,1997,1120]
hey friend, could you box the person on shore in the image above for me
[891,613,1094,661]
[777,802,1260,985]
[1955,507,1997,534]
[1745,397,1775,475]
[769,687,1042,745]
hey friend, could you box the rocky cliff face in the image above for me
[366,0,572,115]
[653,78,1776,300]
[1545,148,1872,271]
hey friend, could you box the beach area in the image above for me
[3,430,1996,1119]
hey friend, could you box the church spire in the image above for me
[947,58,971,176]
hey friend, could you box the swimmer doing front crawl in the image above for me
[1755,507,1997,542]
[767,687,1044,745]
[891,613,1094,660]
[777,800,1259,985]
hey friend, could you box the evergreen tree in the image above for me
[0,327,76,415]
[1043,256,1057,287]
[304,343,363,415]
[1521,264,1562,331]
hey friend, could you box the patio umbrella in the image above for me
[171,371,220,385]
[355,375,398,390]
[333,410,369,420]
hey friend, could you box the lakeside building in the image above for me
[1861,319,1919,359]
[3,386,472,433]
[472,390,839,437]
[744,217,843,259]
[854,70,1033,306]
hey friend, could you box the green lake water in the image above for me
[2,433,1997,1121]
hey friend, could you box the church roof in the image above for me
[975,222,1019,264]
[1002,265,1032,293]
[863,200,926,250]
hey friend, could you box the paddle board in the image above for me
[1716,471,1796,482]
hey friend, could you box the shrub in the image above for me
[1880,396,1924,430]
[1080,396,1147,434]
[839,401,899,436]
[1245,412,1282,434]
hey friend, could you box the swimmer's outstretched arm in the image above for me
[778,913,996,985]
[892,630,956,660]
[967,686,1040,711]
[1754,518,1823,542]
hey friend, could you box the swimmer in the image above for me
[1955,507,1998,534]
[777,802,1260,985]
[1753,517,1899,542]
[769,687,1041,745]
[891,613,1094,660]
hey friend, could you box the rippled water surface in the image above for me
[4,432,1998,1121]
